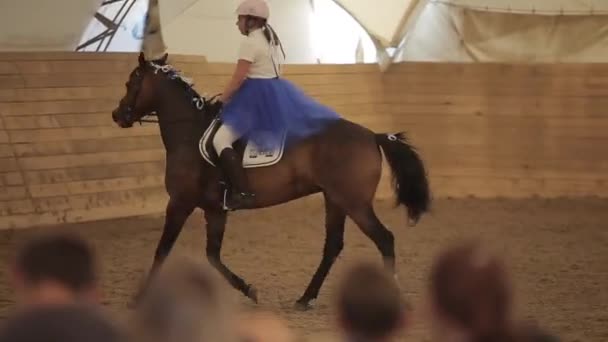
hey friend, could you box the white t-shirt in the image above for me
[237,28,283,78]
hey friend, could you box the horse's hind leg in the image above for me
[204,210,257,302]
[132,198,195,306]
[347,205,396,273]
[295,193,346,310]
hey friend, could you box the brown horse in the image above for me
[111,52,431,309]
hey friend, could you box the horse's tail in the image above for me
[375,132,431,226]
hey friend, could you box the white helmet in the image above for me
[236,0,270,19]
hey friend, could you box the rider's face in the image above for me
[236,16,248,35]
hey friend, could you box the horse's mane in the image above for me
[147,60,208,103]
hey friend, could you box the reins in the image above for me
[134,63,221,125]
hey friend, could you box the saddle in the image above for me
[198,117,287,169]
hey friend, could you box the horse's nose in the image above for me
[112,109,119,122]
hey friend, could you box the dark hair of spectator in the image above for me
[336,262,407,340]
[0,304,124,342]
[13,231,97,293]
[430,241,513,342]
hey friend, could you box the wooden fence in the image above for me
[0,52,606,229]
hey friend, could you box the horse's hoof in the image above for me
[247,285,258,304]
[294,300,312,311]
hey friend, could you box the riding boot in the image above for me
[218,148,255,210]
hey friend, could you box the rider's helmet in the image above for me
[235,0,270,19]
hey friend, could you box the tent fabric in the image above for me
[1,0,608,65]
[333,0,417,47]
[73,0,379,64]
[157,0,318,63]
[394,2,608,62]
[155,0,378,63]
[142,0,167,60]
[336,0,608,53]
[0,0,103,51]
[430,0,608,14]
[77,0,150,53]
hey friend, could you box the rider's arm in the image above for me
[220,59,251,103]
[220,35,256,103]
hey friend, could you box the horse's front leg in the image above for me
[204,209,258,303]
[131,197,195,306]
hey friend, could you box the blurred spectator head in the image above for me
[0,303,124,342]
[335,261,409,341]
[237,310,296,342]
[10,230,99,308]
[132,257,238,342]
[429,240,512,342]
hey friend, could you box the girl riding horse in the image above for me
[211,0,342,210]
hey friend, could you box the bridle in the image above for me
[120,65,150,125]
[120,62,221,125]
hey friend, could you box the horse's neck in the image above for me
[155,85,205,153]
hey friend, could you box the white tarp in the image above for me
[334,0,608,53]
[0,0,103,51]
[157,0,317,63]
[433,0,608,14]
[333,0,416,46]
[394,2,608,62]
[2,0,608,65]
[0,0,381,62]
[77,0,379,63]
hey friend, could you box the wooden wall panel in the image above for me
[0,52,606,230]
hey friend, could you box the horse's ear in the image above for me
[159,53,168,64]
[138,52,146,66]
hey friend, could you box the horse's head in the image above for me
[112,52,168,128]
[113,52,221,129]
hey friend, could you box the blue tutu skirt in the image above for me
[220,78,342,148]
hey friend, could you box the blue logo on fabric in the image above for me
[131,16,145,40]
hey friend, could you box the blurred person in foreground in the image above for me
[237,310,296,342]
[428,240,560,342]
[0,303,124,342]
[334,262,410,342]
[9,230,100,309]
[131,257,239,342]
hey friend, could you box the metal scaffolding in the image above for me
[75,0,139,51]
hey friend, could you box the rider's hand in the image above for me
[207,96,224,115]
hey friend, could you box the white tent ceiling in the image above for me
[157,0,320,62]
[0,0,103,51]
[394,1,608,63]
[432,0,608,14]
[335,0,608,52]
[1,0,607,64]
[334,0,417,47]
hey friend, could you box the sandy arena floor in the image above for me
[0,197,606,342]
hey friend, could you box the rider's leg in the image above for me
[212,124,255,209]
[212,123,239,154]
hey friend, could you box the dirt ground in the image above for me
[0,197,606,342]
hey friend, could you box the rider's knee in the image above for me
[213,124,239,152]
[212,133,226,152]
